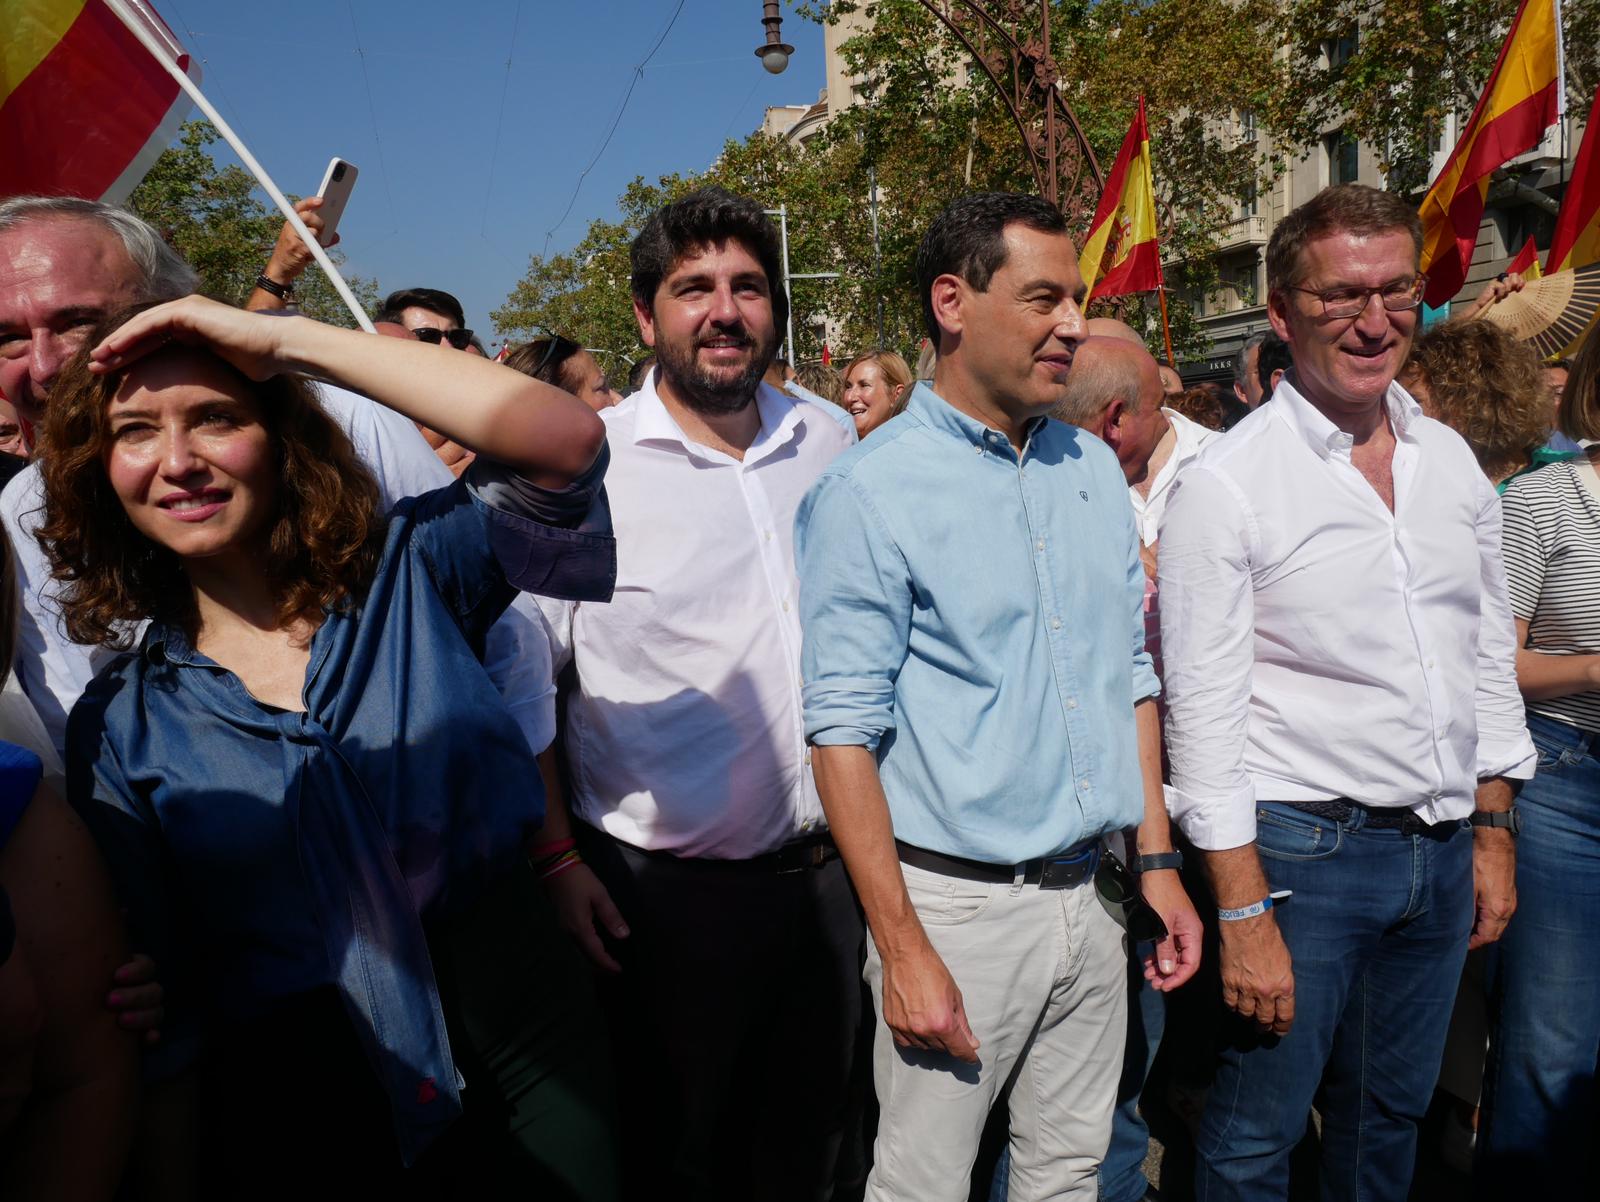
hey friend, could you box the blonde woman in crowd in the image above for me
[840,350,912,440]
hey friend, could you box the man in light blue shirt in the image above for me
[796,193,1198,1201]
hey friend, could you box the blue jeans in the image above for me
[1477,713,1600,1193]
[1195,802,1472,1202]
[1100,960,1165,1202]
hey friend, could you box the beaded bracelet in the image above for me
[528,836,576,860]
[538,848,584,881]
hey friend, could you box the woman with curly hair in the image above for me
[41,297,618,1198]
[1399,320,1556,488]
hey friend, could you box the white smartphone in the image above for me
[313,157,359,246]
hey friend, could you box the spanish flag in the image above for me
[1546,84,1600,273]
[1079,96,1163,301]
[0,0,197,203]
[1508,236,1544,278]
[1419,0,1564,306]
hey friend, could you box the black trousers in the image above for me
[576,822,866,1202]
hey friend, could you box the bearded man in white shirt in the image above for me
[530,187,860,1201]
[1157,184,1533,1202]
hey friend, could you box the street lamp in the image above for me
[754,1,794,75]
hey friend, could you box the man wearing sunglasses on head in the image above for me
[1157,183,1534,1202]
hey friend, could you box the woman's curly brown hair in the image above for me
[37,307,386,649]
[1403,319,1551,482]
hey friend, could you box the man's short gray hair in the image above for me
[1057,340,1149,428]
[1232,330,1269,390]
[0,195,198,301]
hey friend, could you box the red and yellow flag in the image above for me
[1508,235,1544,278]
[1079,96,1163,302]
[0,0,197,202]
[1546,85,1600,273]
[1419,0,1563,306]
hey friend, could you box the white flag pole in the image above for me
[105,0,376,333]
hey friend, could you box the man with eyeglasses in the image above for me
[1157,183,1533,1201]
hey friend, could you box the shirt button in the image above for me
[974,444,983,455]
[1079,779,1091,791]
[1067,698,1078,710]
[1051,617,1062,630]
[1036,539,1045,551]
[765,531,773,541]
[782,601,791,612]
[804,749,812,765]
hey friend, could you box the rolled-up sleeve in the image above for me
[1157,468,1259,850]
[464,445,616,603]
[1474,478,1535,781]
[795,470,913,750]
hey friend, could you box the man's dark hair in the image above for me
[629,187,788,335]
[375,287,467,328]
[627,354,656,393]
[915,193,1069,346]
[1233,330,1269,391]
[1256,332,1293,400]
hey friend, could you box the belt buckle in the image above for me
[776,843,825,875]
[1038,844,1098,890]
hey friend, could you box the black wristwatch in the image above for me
[1134,850,1184,873]
[1469,809,1521,836]
[255,272,293,301]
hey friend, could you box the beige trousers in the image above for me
[864,861,1128,1202]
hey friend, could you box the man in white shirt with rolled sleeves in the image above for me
[531,187,860,1202]
[1157,184,1533,1202]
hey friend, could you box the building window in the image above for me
[1325,32,1358,74]
[1240,180,1259,218]
[1326,131,1359,185]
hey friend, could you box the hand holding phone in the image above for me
[314,157,359,247]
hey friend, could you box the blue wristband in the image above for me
[1218,890,1293,922]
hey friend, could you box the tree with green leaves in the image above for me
[497,0,1600,368]
[127,120,378,327]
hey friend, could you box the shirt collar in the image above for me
[631,375,803,463]
[1272,374,1420,461]
[1161,407,1214,465]
[905,381,1047,455]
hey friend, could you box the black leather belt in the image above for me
[1280,799,1448,837]
[896,838,1101,890]
[613,831,838,873]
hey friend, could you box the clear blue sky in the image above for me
[160,0,827,344]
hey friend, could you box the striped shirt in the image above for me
[1501,458,1600,734]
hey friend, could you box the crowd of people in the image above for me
[0,176,1593,1202]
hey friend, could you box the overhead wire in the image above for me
[158,0,248,136]
[481,0,526,238]
[345,0,401,234]
[541,0,687,257]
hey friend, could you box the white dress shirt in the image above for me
[3,382,556,758]
[1157,379,1534,851]
[538,378,854,859]
[1129,407,1219,548]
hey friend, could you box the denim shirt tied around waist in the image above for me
[67,452,614,1165]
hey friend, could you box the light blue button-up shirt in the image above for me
[796,382,1158,864]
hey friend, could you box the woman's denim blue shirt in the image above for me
[66,455,614,1164]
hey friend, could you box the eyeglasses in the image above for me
[412,327,476,350]
[1288,275,1426,320]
